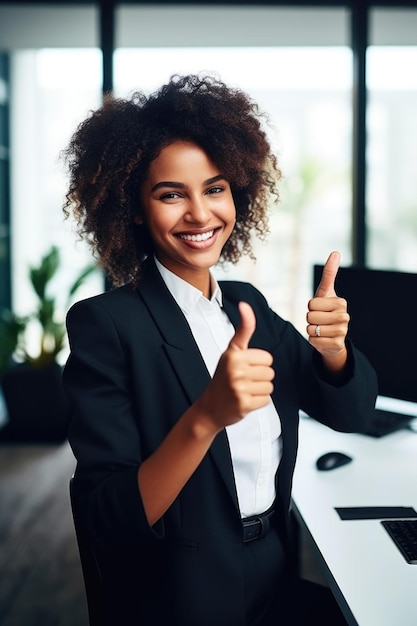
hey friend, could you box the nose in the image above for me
[184,194,210,223]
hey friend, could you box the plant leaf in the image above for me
[29,246,60,300]
[68,263,98,301]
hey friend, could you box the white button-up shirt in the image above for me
[155,258,282,518]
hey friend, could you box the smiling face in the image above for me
[138,140,236,296]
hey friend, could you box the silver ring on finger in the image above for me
[315,324,321,337]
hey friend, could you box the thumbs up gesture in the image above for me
[196,302,274,432]
[307,251,349,373]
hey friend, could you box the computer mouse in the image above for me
[316,451,353,471]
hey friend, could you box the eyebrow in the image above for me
[151,174,226,193]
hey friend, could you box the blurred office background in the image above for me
[0,1,416,624]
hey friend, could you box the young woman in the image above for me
[62,74,377,626]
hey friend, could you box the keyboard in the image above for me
[364,408,414,438]
[381,519,417,564]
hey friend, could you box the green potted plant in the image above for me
[0,245,98,442]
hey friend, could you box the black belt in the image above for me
[242,508,275,543]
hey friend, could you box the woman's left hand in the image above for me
[306,251,350,374]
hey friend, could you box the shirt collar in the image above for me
[154,256,223,314]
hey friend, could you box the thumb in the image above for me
[229,302,256,350]
[315,251,340,297]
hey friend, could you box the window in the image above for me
[367,9,417,271]
[0,54,10,308]
[1,3,102,360]
[10,49,103,337]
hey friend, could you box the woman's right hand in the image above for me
[195,301,275,434]
[138,302,274,524]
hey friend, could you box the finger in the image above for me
[315,251,340,298]
[308,296,347,314]
[247,364,275,381]
[229,301,256,351]
[242,381,274,396]
[307,321,349,339]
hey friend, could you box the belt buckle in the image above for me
[242,510,273,543]
[243,519,261,542]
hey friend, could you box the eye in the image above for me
[159,191,182,201]
[206,185,224,195]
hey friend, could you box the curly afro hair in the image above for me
[62,73,281,287]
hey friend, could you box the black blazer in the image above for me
[64,258,377,626]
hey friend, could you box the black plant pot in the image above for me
[0,362,71,443]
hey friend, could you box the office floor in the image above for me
[0,441,326,626]
[0,442,88,626]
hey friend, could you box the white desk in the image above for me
[292,406,417,626]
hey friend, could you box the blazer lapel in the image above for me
[138,258,210,401]
[137,259,240,512]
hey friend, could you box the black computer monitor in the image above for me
[313,264,417,404]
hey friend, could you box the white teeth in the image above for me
[179,230,214,242]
